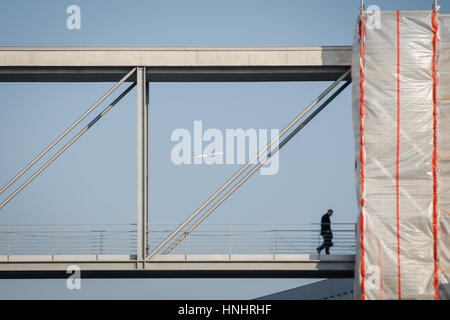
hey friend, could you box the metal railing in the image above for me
[0,224,137,255]
[0,223,356,256]
[148,223,356,255]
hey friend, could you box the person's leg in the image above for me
[317,244,323,254]
[317,236,325,254]
[324,234,332,254]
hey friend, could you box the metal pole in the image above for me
[270,81,352,155]
[275,228,278,255]
[100,230,104,255]
[96,226,99,256]
[0,82,137,210]
[136,67,147,264]
[0,68,136,196]
[148,71,350,258]
[161,80,351,255]
[7,231,10,255]
[145,81,149,255]
[433,0,439,10]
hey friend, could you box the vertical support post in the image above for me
[137,67,147,265]
[145,79,149,256]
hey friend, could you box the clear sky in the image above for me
[0,0,445,299]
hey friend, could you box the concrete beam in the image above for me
[0,254,355,279]
[0,46,351,82]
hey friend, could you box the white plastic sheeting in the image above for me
[352,10,448,299]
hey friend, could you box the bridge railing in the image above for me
[0,224,137,255]
[0,223,356,256]
[148,223,356,255]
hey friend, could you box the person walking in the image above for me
[316,209,334,255]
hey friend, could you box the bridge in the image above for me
[0,46,354,279]
[0,223,355,278]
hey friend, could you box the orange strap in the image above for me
[359,13,367,301]
[431,8,440,300]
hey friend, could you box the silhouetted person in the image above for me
[316,209,333,255]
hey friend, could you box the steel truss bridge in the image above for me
[0,46,354,278]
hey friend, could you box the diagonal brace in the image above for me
[0,82,137,210]
[161,80,351,255]
[148,70,350,259]
[0,68,136,197]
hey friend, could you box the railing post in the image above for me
[52,227,56,255]
[318,225,321,249]
[100,230,104,255]
[7,231,10,255]
[275,230,278,255]
[229,224,232,255]
[185,231,189,255]
[96,226,99,255]
[56,231,59,255]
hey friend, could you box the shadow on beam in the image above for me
[0,66,351,82]
[0,269,354,279]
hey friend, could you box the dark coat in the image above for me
[320,213,332,238]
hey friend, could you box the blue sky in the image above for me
[0,0,444,299]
